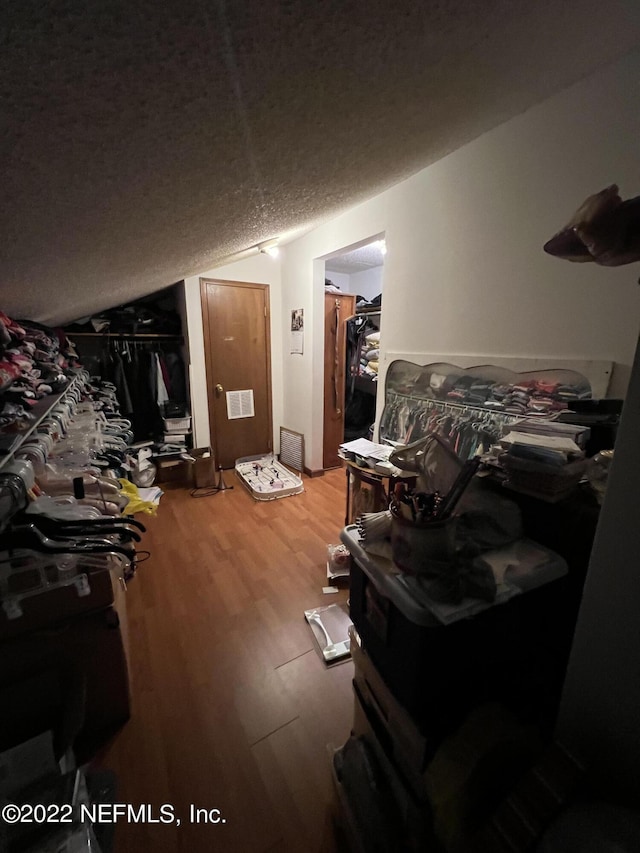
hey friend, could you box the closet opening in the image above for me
[322,237,385,469]
[63,284,188,446]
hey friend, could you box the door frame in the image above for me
[199,277,273,464]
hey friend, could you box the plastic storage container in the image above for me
[350,626,432,787]
[341,525,570,742]
[163,415,191,433]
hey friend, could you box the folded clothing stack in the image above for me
[360,330,380,378]
[0,312,78,433]
[449,377,591,416]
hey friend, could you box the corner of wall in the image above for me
[182,275,210,449]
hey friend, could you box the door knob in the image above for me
[215,384,224,394]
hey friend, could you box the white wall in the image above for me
[557,331,640,802]
[324,266,384,301]
[348,266,384,302]
[279,48,640,471]
[183,253,283,451]
[174,281,192,413]
[323,270,351,291]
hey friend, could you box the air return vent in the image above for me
[226,389,255,420]
[279,427,305,472]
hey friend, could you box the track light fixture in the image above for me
[257,240,280,258]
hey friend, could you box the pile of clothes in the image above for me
[355,293,382,312]
[0,311,78,432]
[64,295,181,336]
[445,376,590,417]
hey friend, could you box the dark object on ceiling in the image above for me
[544,184,640,266]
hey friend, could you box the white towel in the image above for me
[155,354,169,405]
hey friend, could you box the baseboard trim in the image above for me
[304,467,325,478]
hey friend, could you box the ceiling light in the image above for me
[257,240,280,258]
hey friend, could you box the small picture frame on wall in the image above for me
[291,308,304,353]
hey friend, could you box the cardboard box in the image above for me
[192,447,217,488]
[0,606,130,760]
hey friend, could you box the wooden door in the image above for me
[323,292,356,468]
[201,279,273,469]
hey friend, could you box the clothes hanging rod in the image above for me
[387,388,521,421]
[66,332,184,341]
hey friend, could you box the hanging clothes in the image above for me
[112,351,133,415]
[154,353,169,406]
[70,335,187,441]
[344,314,379,440]
[163,350,186,403]
[379,391,520,460]
[122,347,160,439]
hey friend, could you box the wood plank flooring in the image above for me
[101,468,354,853]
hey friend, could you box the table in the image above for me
[342,457,408,526]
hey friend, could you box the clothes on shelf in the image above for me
[392,365,591,418]
[356,292,382,312]
[0,311,79,435]
[64,293,182,337]
[360,331,380,379]
[346,317,379,385]
[345,315,379,440]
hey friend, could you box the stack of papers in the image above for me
[339,438,392,467]
[509,419,590,448]
[500,431,583,466]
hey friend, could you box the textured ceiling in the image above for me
[326,242,385,275]
[2,0,640,325]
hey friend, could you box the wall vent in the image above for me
[279,427,305,472]
[226,389,255,420]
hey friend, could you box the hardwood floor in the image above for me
[101,468,354,853]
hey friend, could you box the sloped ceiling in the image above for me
[2,0,640,325]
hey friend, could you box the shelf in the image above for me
[153,453,192,464]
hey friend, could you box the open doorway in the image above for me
[322,238,385,468]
